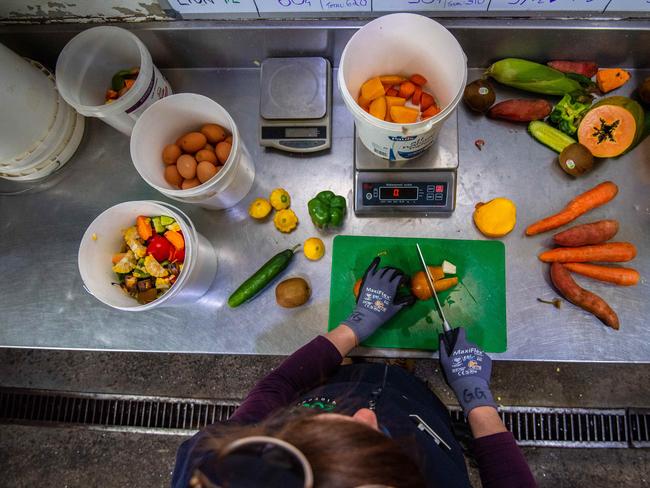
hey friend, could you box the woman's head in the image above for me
[193,409,425,488]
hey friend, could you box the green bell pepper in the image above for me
[307,190,347,229]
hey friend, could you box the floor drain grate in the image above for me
[0,388,238,436]
[0,388,645,448]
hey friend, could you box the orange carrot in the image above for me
[386,87,398,97]
[136,216,153,241]
[422,105,441,119]
[410,73,428,86]
[398,81,416,100]
[412,86,422,105]
[420,92,435,111]
[164,230,185,250]
[525,181,619,236]
[563,262,640,286]
[539,242,637,263]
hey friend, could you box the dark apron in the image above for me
[297,363,471,488]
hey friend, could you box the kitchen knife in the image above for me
[415,243,460,356]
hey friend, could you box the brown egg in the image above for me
[216,141,232,164]
[164,165,183,188]
[196,161,219,183]
[162,144,182,165]
[195,149,218,164]
[176,154,197,179]
[181,178,201,190]
[179,132,207,153]
[201,124,227,144]
[204,143,214,152]
[224,135,233,145]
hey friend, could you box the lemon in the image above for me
[303,237,325,261]
[144,255,169,278]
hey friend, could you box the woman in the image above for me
[172,258,536,487]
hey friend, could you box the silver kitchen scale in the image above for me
[259,57,331,153]
[354,113,459,216]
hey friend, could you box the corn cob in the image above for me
[486,58,583,96]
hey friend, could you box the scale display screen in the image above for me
[379,186,418,200]
[285,127,320,138]
[362,182,447,207]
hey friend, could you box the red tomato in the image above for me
[170,246,185,263]
[147,235,173,262]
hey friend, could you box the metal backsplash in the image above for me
[1,19,650,70]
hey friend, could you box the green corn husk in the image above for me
[486,58,583,96]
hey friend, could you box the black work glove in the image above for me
[342,257,415,343]
[439,328,497,416]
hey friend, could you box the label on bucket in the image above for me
[363,127,438,161]
[125,66,171,118]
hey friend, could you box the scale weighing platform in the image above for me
[259,57,331,153]
[354,113,459,216]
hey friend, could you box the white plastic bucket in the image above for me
[130,93,255,210]
[338,13,467,161]
[78,201,217,311]
[0,45,59,162]
[55,26,171,136]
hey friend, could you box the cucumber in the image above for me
[228,246,298,308]
[528,121,576,153]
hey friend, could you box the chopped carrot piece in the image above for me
[420,92,435,111]
[390,106,419,124]
[386,87,399,97]
[412,86,422,105]
[369,96,387,120]
[422,104,441,119]
[379,75,406,85]
[398,81,416,100]
[136,216,153,241]
[124,79,136,89]
[410,73,428,86]
[106,89,118,99]
[360,77,386,102]
[164,230,185,250]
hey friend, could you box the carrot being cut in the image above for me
[525,181,619,236]
[539,242,637,263]
[563,263,640,286]
[550,263,619,329]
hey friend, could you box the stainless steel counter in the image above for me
[1,24,649,362]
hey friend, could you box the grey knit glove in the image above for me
[342,257,415,343]
[439,328,497,416]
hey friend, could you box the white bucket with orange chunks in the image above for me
[338,13,467,161]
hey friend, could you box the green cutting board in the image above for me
[328,235,507,352]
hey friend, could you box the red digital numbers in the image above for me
[393,188,400,198]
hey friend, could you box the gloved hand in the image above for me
[439,328,497,416]
[342,257,415,343]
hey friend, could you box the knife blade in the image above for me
[415,243,460,357]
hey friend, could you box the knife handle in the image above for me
[441,328,460,357]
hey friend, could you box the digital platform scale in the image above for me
[354,113,459,216]
[259,57,331,153]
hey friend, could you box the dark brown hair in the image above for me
[196,409,425,488]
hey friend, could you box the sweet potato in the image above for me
[552,220,619,247]
[547,60,598,78]
[539,242,637,263]
[563,263,640,286]
[550,262,619,329]
[488,99,552,122]
[369,96,387,120]
[526,181,619,236]
[390,106,419,124]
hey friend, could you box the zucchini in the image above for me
[228,246,299,307]
[528,121,576,153]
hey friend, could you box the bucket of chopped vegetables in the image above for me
[78,201,217,311]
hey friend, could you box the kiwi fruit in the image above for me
[463,79,496,113]
[638,77,650,107]
[558,143,594,177]
[275,277,311,308]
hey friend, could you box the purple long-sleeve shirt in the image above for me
[174,336,536,487]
